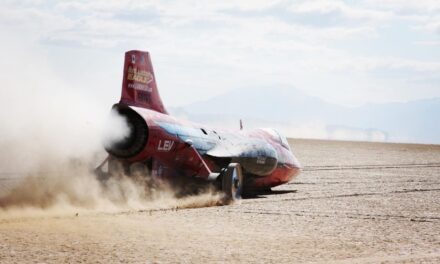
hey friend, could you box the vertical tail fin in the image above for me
[120,50,168,114]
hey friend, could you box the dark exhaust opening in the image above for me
[105,105,149,159]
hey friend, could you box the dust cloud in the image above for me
[0,39,221,216]
[0,161,222,216]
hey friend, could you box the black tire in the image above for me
[222,163,244,201]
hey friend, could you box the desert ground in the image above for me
[1,139,440,263]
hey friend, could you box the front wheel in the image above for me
[222,163,244,202]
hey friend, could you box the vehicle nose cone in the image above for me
[291,154,302,177]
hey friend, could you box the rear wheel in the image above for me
[222,163,244,202]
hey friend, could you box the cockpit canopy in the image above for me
[261,128,291,150]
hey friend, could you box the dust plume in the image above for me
[0,39,221,215]
[0,160,223,215]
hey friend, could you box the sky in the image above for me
[0,0,439,109]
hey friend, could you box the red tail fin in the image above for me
[120,50,168,114]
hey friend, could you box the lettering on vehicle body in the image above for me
[158,140,174,152]
[256,156,266,164]
[127,66,154,84]
[128,83,153,92]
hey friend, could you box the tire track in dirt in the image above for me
[242,188,440,204]
[303,163,440,171]
[226,209,440,222]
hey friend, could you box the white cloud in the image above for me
[290,0,392,21]
[0,0,439,108]
[415,40,440,46]
[360,0,440,35]
[361,0,440,14]
[418,20,440,34]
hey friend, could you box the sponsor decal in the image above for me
[127,66,154,84]
[157,140,174,152]
[127,83,153,92]
[256,156,266,165]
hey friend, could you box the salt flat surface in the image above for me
[1,139,439,263]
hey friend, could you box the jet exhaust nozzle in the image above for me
[105,105,149,159]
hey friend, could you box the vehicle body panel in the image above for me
[105,50,301,190]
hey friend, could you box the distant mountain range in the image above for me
[169,87,440,144]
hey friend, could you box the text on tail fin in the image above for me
[120,50,168,114]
